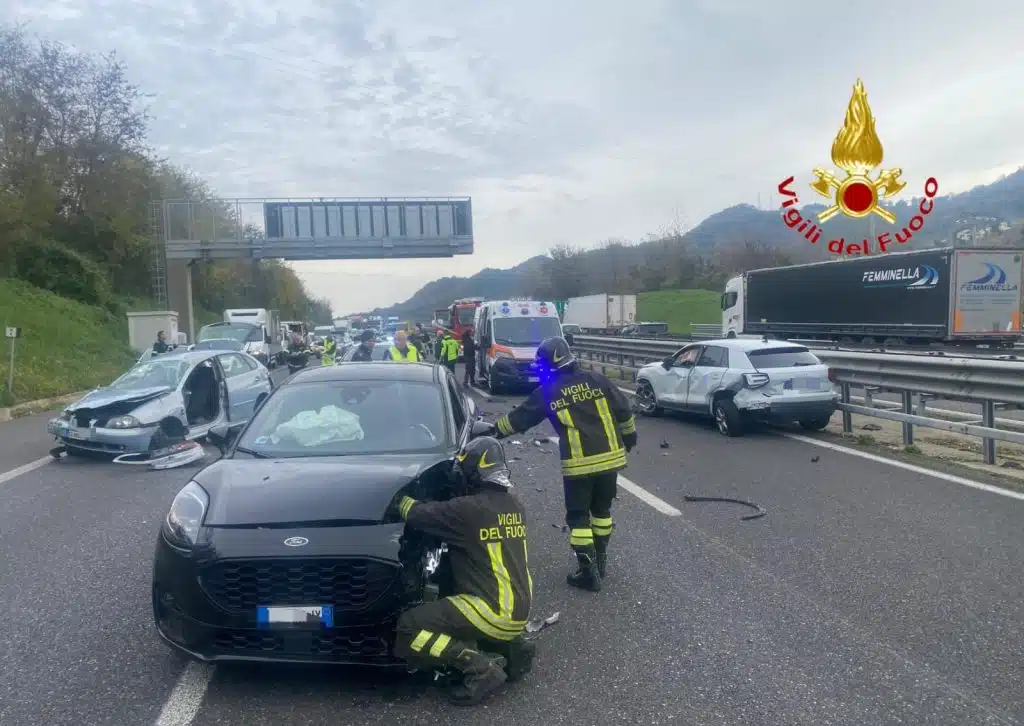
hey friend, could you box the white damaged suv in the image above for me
[635,338,838,437]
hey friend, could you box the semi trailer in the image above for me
[721,247,1024,347]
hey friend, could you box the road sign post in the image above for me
[5,326,20,398]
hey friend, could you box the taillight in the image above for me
[827,367,838,383]
[743,372,769,388]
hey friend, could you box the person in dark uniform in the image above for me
[493,337,636,592]
[350,329,376,362]
[461,328,477,387]
[153,331,171,354]
[392,436,535,706]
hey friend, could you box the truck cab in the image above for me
[721,276,744,338]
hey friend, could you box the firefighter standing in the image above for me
[321,335,338,366]
[350,329,376,362]
[392,436,535,706]
[440,331,460,375]
[493,337,636,592]
[388,330,420,362]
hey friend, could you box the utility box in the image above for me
[127,311,179,353]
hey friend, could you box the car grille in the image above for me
[212,627,393,662]
[200,558,399,614]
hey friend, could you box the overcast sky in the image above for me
[11,0,1024,314]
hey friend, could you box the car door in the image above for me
[687,344,730,411]
[445,374,470,449]
[217,353,262,420]
[655,345,703,407]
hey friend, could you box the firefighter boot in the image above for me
[446,648,508,706]
[566,546,602,592]
[594,534,609,578]
[487,636,536,683]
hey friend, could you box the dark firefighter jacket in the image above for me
[350,344,374,362]
[397,490,533,641]
[496,367,637,478]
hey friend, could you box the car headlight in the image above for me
[493,350,514,360]
[162,481,209,548]
[107,415,142,428]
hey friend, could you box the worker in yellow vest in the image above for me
[440,331,460,375]
[388,331,420,362]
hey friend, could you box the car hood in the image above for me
[66,385,172,411]
[196,454,451,526]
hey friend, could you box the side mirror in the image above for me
[470,420,495,438]
[208,422,243,453]
[661,357,673,370]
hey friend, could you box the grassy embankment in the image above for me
[0,280,219,406]
[636,289,720,334]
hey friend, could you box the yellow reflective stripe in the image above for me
[569,527,594,546]
[410,630,433,652]
[594,397,620,453]
[429,634,451,657]
[555,409,584,459]
[448,595,524,642]
[562,448,626,470]
[399,496,417,519]
[591,516,613,536]
[619,416,636,435]
[496,415,514,436]
[524,542,534,599]
[562,451,627,477]
[487,542,515,619]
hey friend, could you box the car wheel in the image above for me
[713,398,744,437]
[635,380,663,417]
[487,368,502,395]
[799,416,832,431]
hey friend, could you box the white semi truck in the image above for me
[562,294,636,332]
[222,308,283,365]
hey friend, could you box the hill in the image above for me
[367,167,1024,321]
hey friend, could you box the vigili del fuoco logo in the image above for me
[777,79,938,256]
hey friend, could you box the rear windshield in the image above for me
[745,346,820,368]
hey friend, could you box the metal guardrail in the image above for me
[572,335,1024,465]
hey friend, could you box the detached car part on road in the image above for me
[634,338,838,436]
[47,350,273,456]
[152,361,494,666]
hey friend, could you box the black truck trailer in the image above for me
[721,247,1024,347]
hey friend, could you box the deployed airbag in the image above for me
[274,405,364,447]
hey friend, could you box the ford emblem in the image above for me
[283,536,309,547]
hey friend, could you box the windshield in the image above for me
[199,323,262,343]
[492,316,562,346]
[237,380,448,457]
[110,358,190,390]
[745,347,820,368]
[192,340,244,352]
[456,307,476,325]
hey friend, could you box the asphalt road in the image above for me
[0,364,1021,725]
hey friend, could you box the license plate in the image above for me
[528,376,539,383]
[257,605,334,627]
[784,378,822,391]
[68,428,90,440]
[745,401,770,410]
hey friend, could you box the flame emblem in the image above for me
[810,79,906,224]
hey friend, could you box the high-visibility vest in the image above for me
[441,337,460,361]
[389,345,420,362]
[322,339,337,365]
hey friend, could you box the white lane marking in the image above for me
[783,433,1024,502]
[0,455,52,486]
[469,385,494,401]
[154,662,215,726]
[618,475,682,516]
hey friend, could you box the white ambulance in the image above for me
[472,300,563,394]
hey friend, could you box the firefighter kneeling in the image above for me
[391,436,535,706]
[494,337,637,591]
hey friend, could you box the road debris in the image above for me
[525,611,560,634]
[660,440,670,449]
[684,495,766,521]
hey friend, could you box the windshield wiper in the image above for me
[234,446,270,459]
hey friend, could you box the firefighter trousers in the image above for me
[395,597,531,677]
[563,470,617,559]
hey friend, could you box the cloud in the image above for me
[10,0,1024,313]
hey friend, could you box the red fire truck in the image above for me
[446,298,484,338]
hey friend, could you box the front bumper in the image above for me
[489,358,539,388]
[152,523,421,666]
[47,418,159,454]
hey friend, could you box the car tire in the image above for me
[799,416,831,431]
[713,398,744,437]
[487,369,502,395]
[635,380,663,417]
